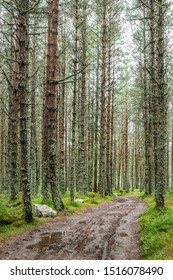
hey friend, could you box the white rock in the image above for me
[33,204,57,217]
[74,199,84,203]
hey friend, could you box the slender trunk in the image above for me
[59,25,66,194]
[106,39,111,195]
[30,18,37,194]
[143,6,150,194]
[171,121,173,189]
[155,0,166,208]
[117,134,121,190]
[18,0,32,222]
[44,0,63,210]
[87,78,93,192]
[70,0,78,201]
[1,109,5,191]
[124,99,129,192]
[99,0,107,195]
[110,85,114,193]
[150,0,157,191]
[9,23,20,200]
[42,23,50,201]
[78,3,87,195]
[93,53,99,193]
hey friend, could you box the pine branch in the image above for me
[56,63,90,84]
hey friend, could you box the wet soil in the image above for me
[0,196,146,260]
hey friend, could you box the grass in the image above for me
[0,193,46,243]
[0,191,114,244]
[138,191,173,260]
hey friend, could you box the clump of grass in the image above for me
[116,188,144,197]
[139,196,173,260]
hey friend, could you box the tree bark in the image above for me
[155,0,167,208]
[99,0,107,196]
[18,0,32,222]
[44,0,63,210]
[70,0,79,201]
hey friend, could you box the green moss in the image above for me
[0,195,24,226]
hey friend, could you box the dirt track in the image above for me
[0,196,146,260]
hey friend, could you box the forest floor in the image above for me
[0,196,146,260]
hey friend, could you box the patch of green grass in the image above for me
[139,195,173,260]
[116,188,144,197]
[62,192,114,214]
[0,217,45,243]
[0,193,40,243]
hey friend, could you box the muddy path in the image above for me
[0,196,146,260]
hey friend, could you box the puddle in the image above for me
[26,232,63,252]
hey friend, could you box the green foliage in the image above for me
[116,188,143,197]
[87,192,101,198]
[139,196,173,260]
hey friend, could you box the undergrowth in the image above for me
[139,191,173,260]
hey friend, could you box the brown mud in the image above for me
[0,196,146,260]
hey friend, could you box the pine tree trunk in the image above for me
[44,0,63,210]
[106,39,111,195]
[93,51,99,193]
[78,3,87,195]
[59,25,66,194]
[9,24,20,200]
[155,0,166,208]
[18,0,32,222]
[42,19,50,202]
[70,0,79,201]
[99,0,107,196]
[142,6,150,194]
[171,122,173,189]
[124,99,129,192]
[30,18,37,194]
[150,0,157,191]
[0,109,5,191]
